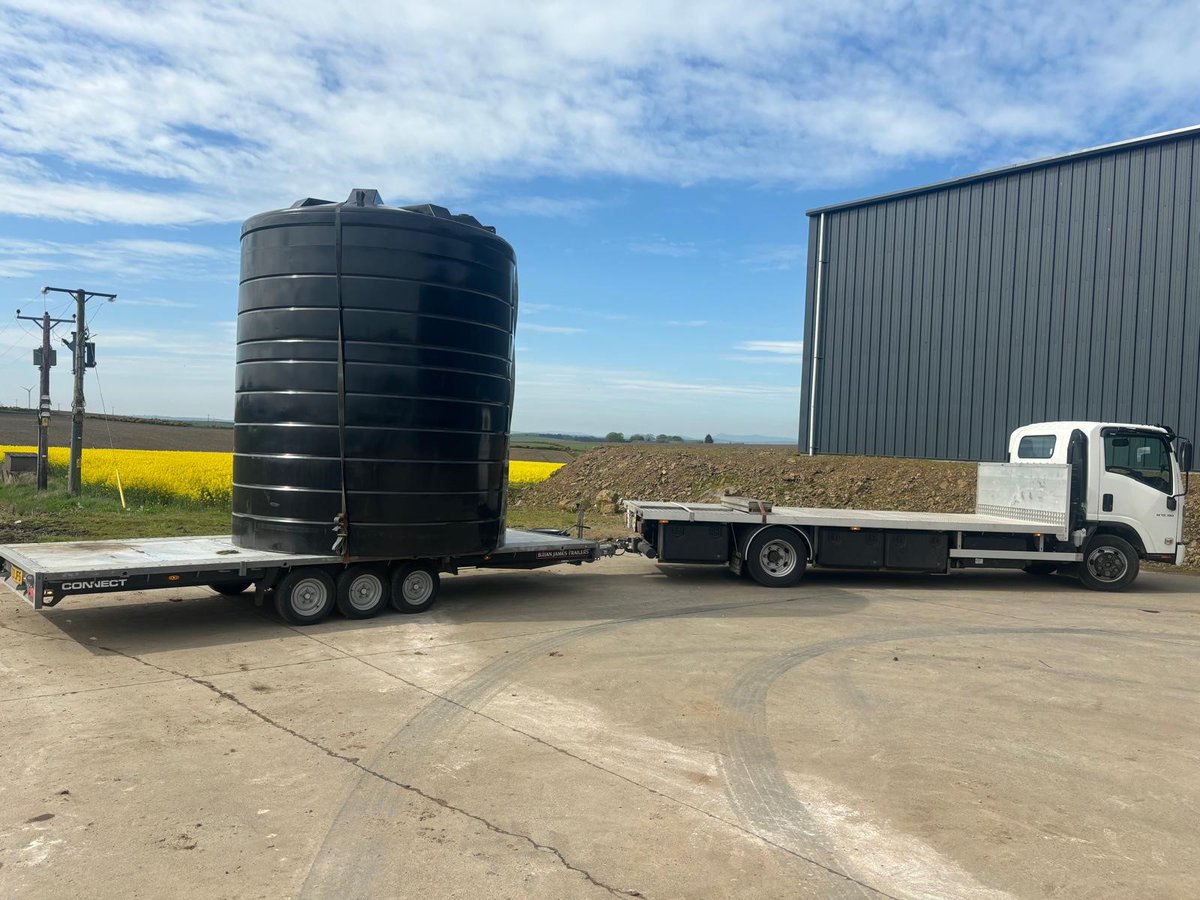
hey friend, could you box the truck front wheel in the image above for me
[745,528,807,588]
[1079,535,1139,591]
[275,569,336,625]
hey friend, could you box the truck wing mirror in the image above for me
[1176,438,1192,500]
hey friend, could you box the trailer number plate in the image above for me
[9,566,23,587]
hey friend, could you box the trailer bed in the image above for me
[1,529,603,609]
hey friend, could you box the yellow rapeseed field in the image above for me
[0,446,561,505]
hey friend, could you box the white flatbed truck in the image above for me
[624,422,1191,592]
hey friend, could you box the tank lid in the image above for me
[283,189,496,233]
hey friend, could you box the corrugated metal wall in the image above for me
[799,130,1200,461]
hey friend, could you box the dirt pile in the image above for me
[523,444,1200,569]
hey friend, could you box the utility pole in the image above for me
[16,308,72,490]
[42,286,116,496]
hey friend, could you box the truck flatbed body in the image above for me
[1,529,604,609]
[623,501,1062,536]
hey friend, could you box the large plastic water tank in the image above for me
[232,189,517,558]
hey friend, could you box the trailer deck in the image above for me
[1,529,605,609]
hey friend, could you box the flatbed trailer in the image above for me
[0,528,612,622]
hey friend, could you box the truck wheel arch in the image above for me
[737,524,813,561]
[1090,523,1148,559]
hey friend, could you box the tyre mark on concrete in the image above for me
[90,641,636,898]
[718,624,1195,898]
[298,591,853,899]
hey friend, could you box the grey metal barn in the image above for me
[798,126,1200,460]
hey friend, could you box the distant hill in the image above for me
[714,433,794,445]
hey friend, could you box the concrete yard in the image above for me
[1,558,1197,899]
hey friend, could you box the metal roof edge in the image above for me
[805,123,1200,217]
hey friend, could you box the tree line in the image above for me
[604,433,715,444]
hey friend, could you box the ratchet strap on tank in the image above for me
[332,204,351,559]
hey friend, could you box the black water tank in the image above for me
[232,189,517,558]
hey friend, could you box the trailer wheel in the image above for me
[1022,563,1058,577]
[746,528,806,588]
[390,563,440,614]
[1079,535,1139,591]
[336,565,390,619]
[211,579,253,596]
[275,569,336,625]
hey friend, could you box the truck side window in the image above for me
[1104,434,1172,494]
[1017,434,1056,459]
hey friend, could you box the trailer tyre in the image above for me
[746,527,807,588]
[391,563,440,614]
[1079,535,1139,591]
[211,579,253,596]
[275,569,336,625]
[336,565,390,619]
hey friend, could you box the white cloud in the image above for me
[0,236,231,279]
[629,239,698,258]
[520,323,585,334]
[729,339,805,365]
[666,319,709,327]
[742,244,808,272]
[3,2,1197,225]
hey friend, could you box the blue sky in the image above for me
[2,1,1200,439]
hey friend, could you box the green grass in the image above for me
[0,478,627,546]
[0,474,228,544]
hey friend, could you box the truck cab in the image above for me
[1008,422,1192,566]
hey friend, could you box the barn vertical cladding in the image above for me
[232,189,518,557]
[800,126,1200,461]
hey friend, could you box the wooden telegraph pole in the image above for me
[41,286,116,496]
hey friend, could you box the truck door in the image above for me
[1097,429,1182,559]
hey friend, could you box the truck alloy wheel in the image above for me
[336,565,390,619]
[1079,535,1139,591]
[390,563,440,614]
[275,568,336,625]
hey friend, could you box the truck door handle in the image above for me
[1102,493,1113,512]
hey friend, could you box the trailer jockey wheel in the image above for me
[746,527,807,587]
[390,563,440,614]
[336,564,391,619]
[275,568,336,625]
[1078,535,1139,591]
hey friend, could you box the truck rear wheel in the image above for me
[745,527,807,588]
[336,565,390,619]
[390,563,440,614]
[1079,535,1139,591]
[275,569,336,625]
